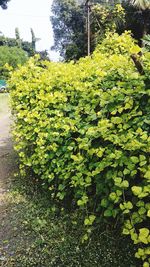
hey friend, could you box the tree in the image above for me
[51,0,87,60]
[131,0,150,10]
[90,3,125,47]
[15,27,22,48]
[0,46,28,79]
[0,0,9,9]
[37,50,50,61]
[0,33,35,57]
[51,0,125,60]
[31,28,36,50]
[142,34,150,50]
[130,0,150,37]
[21,41,35,57]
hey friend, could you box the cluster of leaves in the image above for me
[91,3,125,46]
[10,32,150,266]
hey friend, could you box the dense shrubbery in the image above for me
[10,32,150,266]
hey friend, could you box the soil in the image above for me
[0,95,17,266]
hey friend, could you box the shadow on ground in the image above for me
[0,160,139,267]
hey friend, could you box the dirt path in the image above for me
[0,96,12,210]
[0,95,17,265]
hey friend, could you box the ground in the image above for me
[0,94,138,267]
[0,94,17,266]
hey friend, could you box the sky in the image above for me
[0,0,59,61]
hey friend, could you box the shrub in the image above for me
[10,32,150,266]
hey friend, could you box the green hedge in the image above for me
[10,32,150,266]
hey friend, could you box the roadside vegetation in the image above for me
[0,1,150,266]
[9,32,150,266]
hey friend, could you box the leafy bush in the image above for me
[10,32,150,266]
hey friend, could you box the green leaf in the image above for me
[122,228,130,235]
[136,201,145,207]
[138,207,146,215]
[85,176,92,184]
[130,156,139,164]
[84,218,90,226]
[104,209,112,217]
[132,186,142,196]
[123,168,130,175]
[114,177,122,185]
[139,155,146,162]
[121,180,129,188]
[112,209,118,218]
[97,150,104,158]
[140,161,147,167]
[126,201,133,210]
[139,228,149,244]
[101,198,109,208]
[144,170,150,179]
[123,209,130,214]
[84,215,96,226]
[147,210,150,217]
[143,262,149,267]
[89,215,96,224]
[116,190,122,196]
[136,248,145,257]
[109,192,117,201]
[139,228,150,237]
[77,200,83,206]
[81,234,88,243]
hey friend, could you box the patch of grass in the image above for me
[0,173,139,267]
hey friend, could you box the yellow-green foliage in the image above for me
[10,32,150,266]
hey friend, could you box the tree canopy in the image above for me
[0,32,35,57]
[0,46,28,80]
[131,0,150,10]
[51,0,87,60]
[0,0,9,9]
[51,0,150,60]
[51,0,125,60]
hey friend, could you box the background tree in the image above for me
[37,50,50,61]
[131,0,150,10]
[51,0,150,60]
[51,0,87,60]
[15,27,22,48]
[120,0,150,45]
[142,34,150,50]
[0,46,28,79]
[130,0,150,37]
[0,32,36,57]
[31,28,36,50]
[91,3,125,47]
[51,0,125,60]
[0,0,9,9]
[21,41,35,57]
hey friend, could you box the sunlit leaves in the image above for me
[9,32,150,266]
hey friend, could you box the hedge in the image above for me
[10,32,150,266]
